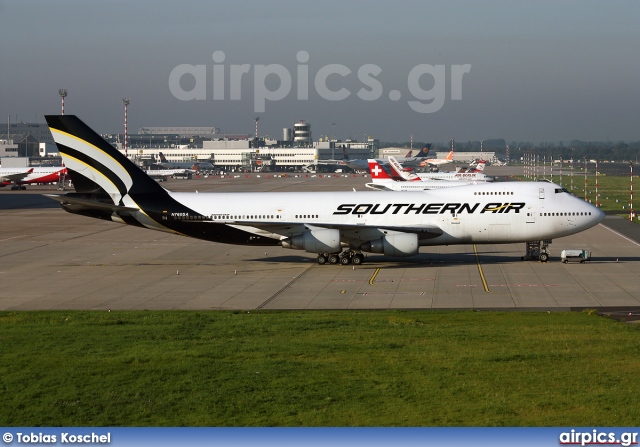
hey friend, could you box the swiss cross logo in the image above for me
[370,164,382,177]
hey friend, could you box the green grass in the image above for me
[1,310,639,426]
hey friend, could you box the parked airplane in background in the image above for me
[157,152,215,172]
[45,115,604,265]
[145,168,194,177]
[419,149,454,168]
[463,160,487,172]
[0,166,68,190]
[365,159,476,191]
[342,144,432,172]
[389,157,494,182]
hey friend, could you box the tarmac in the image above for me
[1,166,640,315]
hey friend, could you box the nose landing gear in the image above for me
[521,240,551,262]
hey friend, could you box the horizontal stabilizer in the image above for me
[44,194,139,213]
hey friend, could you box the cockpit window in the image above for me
[555,188,569,194]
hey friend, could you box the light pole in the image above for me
[59,89,67,115]
[631,162,634,222]
[595,158,599,208]
[559,156,563,187]
[331,122,336,159]
[123,98,130,157]
[570,150,574,193]
[584,157,588,202]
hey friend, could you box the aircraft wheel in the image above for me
[328,254,340,264]
[317,255,327,265]
[352,254,364,265]
[340,256,351,265]
[539,253,549,263]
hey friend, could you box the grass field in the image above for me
[1,310,639,426]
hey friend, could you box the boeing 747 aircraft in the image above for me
[44,115,604,265]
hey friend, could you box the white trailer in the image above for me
[561,249,591,263]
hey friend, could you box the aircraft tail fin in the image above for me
[367,159,393,181]
[387,156,421,181]
[473,160,486,172]
[45,115,167,203]
[415,144,431,158]
[158,152,168,163]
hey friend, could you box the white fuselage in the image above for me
[365,179,476,191]
[167,181,604,246]
[416,172,492,182]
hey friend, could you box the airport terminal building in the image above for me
[123,139,376,173]
[118,121,377,173]
[1,119,494,172]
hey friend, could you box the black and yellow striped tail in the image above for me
[45,115,165,199]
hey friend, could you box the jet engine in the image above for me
[360,233,418,257]
[281,229,341,253]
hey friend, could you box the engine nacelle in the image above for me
[281,229,341,254]
[360,233,418,257]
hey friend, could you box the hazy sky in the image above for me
[1,0,639,143]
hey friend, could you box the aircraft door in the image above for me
[526,207,536,224]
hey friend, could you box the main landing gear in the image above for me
[521,240,551,262]
[316,250,365,265]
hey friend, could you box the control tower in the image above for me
[293,120,312,147]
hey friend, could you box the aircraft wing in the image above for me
[0,168,33,183]
[223,221,443,241]
[364,183,394,191]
